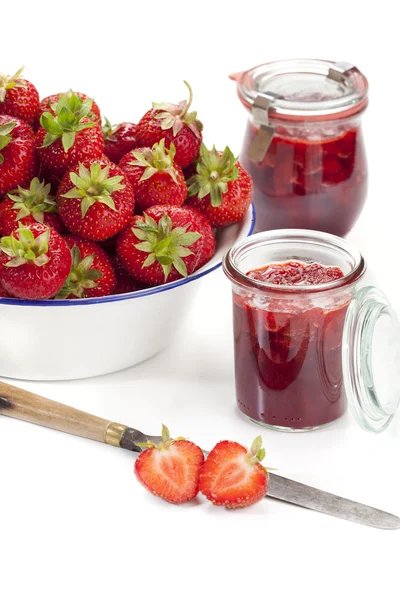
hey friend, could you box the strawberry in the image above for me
[0,67,40,126]
[35,92,104,178]
[37,90,101,128]
[0,115,37,196]
[0,279,14,298]
[136,81,202,168]
[119,139,187,212]
[199,436,268,509]
[109,255,148,294]
[0,177,64,236]
[148,204,215,271]
[116,204,215,285]
[186,144,253,227]
[56,235,116,298]
[103,118,137,164]
[134,424,204,504]
[0,223,72,299]
[57,159,134,241]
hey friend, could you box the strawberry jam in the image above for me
[241,123,368,237]
[233,261,349,430]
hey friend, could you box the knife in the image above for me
[0,381,399,530]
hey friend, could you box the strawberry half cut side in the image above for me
[134,424,205,504]
[199,436,269,509]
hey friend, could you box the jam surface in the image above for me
[241,124,368,237]
[234,261,348,429]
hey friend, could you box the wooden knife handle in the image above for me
[0,381,126,446]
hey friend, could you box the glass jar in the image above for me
[223,230,400,433]
[231,59,369,237]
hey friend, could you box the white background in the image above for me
[1,1,400,599]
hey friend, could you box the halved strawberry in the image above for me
[119,139,187,212]
[199,436,268,508]
[0,66,40,126]
[187,144,253,227]
[0,177,64,236]
[136,81,202,168]
[134,425,204,504]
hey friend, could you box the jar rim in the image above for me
[234,59,369,121]
[223,229,366,294]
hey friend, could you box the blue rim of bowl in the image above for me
[0,204,256,307]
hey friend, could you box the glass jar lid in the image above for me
[343,286,400,433]
[234,59,369,120]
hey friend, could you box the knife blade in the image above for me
[267,472,400,530]
[119,427,400,530]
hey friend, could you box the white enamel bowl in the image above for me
[0,205,255,381]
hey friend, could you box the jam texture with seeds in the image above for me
[234,261,349,429]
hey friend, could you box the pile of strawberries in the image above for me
[135,425,269,508]
[0,68,252,300]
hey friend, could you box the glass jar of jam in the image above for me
[223,230,400,433]
[231,59,369,236]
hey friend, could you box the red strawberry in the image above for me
[35,92,104,178]
[0,177,64,236]
[136,81,202,168]
[119,139,187,212]
[109,255,148,294]
[0,115,37,196]
[199,436,268,509]
[134,425,204,504]
[57,159,134,241]
[0,223,72,299]
[186,144,253,227]
[103,118,137,164]
[56,235,116,298]
[37,90,101,128]
[0,279,14,298]
[0,67,39,126]
[148,204,215,271]
[116,204,215,285]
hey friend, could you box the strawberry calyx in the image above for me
[129,139,180,183]
[102,116,122,142]
[187,144,239,207]
[56,245,102,299]
[152,81,202,139]
[136,424,186,451]
[245,436,267,469]
[61,162,125,218]
[0,66,26,103]
[0,121,17,165]
[39,90,96,152]
[133,212,201,280]
[7,177,57,223]
[0,225,50,267]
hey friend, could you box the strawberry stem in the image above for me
[0,225,50,267]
